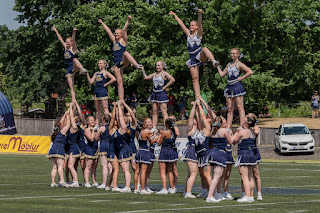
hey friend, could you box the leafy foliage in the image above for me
[1,0,319,112]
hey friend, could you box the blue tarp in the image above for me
[0,91,16,135]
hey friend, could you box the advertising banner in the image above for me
[0,135,51,154]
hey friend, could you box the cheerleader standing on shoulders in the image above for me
[134,118,160,194]
[142,61,175,132]
[86,59,116,127]
[182,101,198,198]
[98,17,143,101]
[66,102,81,187]
[206,116,233,202]
[193,100,212,198]
[95,114,112,189]
[52,27,87,102]
[47,107,71,187]
[169,9,219,99]
[83,116,99,187]
[156,118,179,194]
[216,48,253,129]
[232,113,257,203]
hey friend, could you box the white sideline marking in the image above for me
[245,208,267,210]
[167,204,185,207]
[282,185,320,188]
[53,198,75,201]
[288,210,310,213]
[262,168,320,172]
[90,200,111,202]
[0,193,121,200]
[115,200,320,213]
[128,202,147,205]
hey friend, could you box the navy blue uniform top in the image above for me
[113,41,126,64]
[54,131,68,144]
[64,50,76,67]
[187,136,196,146]
[138,133,149,150]
[162,131,175,148]
[129,126,136,145]
[95,72,107,88]
[67,131,79,145]
[211,137,227,150]
[100,124,110,143]
[115,129,130,150]
[238,137,255,150]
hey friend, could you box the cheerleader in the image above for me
[98,17,143,101]
[169,115,179,194]
[169,9,219,99]
[182,102,198,198]
[108,101,133,193]
[74,101,87,183]
[206,116,233,202]
[155,118,178,194]
[86,59,116,126]
[66,103,81,187]
[233,113,258,203]
[192,100,212,198]
[96,114,112,189]
[252,117,263,200]
[216,48,253,128]
[47,107,71,187]
[52,27,87,102]
[142,61,175,132]
[134,118,160,194]
[122,101,138,172]
[83,116,99,187]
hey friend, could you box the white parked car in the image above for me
[274,123,315,154]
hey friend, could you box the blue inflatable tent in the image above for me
[0,91,16,135]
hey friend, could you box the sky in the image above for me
[0,0,23,30]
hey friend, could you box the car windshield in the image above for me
[282,126,309,135]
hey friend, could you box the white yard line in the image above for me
[90,200,111,202]
[52,198,75,201]
[0,193,121,200]
[128,202,147,205]
[115,200,320,213]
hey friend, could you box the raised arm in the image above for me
[84,127,95,142]
[216,64,228,78]
[121,100,137,127]
[98,19,115,42]
[52,27,66,49]
[169,11,190,36]
[73,100,85,125]
[86,72,97,85]
[197,9,203,37]
[60,113,71,135]
[238,62,253,81]
[142,68,155,80]
[198,96,216,121]
[162,72,175,91]
[196,101,211,135]
[122,16,131,42]
[104,71,116,87]
[69,103,78,133]
[108,103,117,131]
[117,101,127,134]
[72,28,78,52]
[187,102,196,132]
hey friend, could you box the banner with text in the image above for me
[0,135,51,154]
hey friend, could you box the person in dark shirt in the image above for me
[259,105,270,118]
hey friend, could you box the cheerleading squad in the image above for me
[48,9,262,203]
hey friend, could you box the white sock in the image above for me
[257,192,262,196]
[73,181,78,184]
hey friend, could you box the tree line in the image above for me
[0,0,319,111]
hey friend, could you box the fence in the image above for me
[13,118,320,147]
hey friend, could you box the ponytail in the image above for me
[165,118,177,139]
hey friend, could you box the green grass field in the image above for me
[0,154,320,212]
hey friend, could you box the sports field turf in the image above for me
[0,154,320,212]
